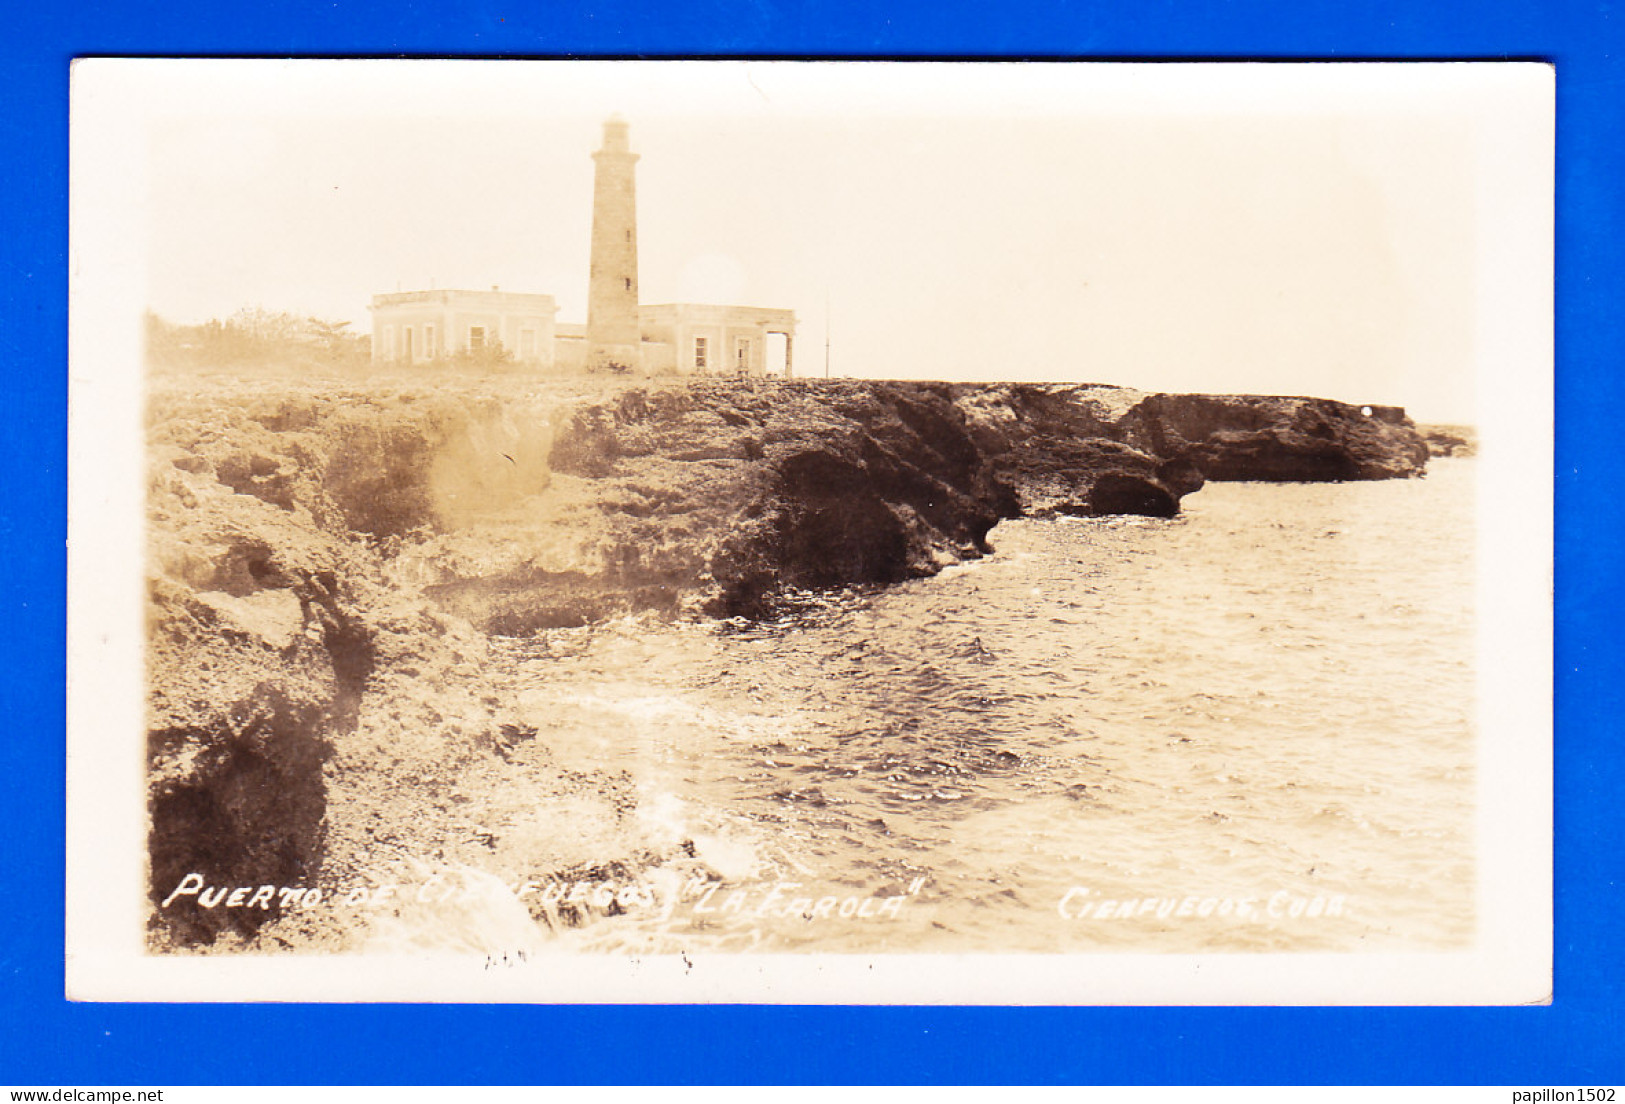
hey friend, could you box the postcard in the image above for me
[66,59,1552,1003]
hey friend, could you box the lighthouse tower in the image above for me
[585,115,643,375]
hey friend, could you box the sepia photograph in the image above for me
[66,60,1552,1004]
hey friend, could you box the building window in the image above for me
[403,327,414,361]
[424,325,436,359]
[736,339,750,372]
[469,325,486,352]
[694,336,708,370]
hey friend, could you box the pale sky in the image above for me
[135,62,1550,422]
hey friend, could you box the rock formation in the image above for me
[1416,423,1479,458]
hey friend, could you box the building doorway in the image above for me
[765,331,789,377]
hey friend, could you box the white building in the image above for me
[368,289,558,367]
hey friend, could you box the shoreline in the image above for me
[143,372,1431,951]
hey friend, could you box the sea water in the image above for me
[496,458,1476,954]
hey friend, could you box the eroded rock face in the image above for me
[948,383,1428,506]
[729,383,1017,610]
[1122,394,1430,482]
[1416,423,1478,459]
[949,384,1193,518]
[143,385,548,945]
[529,381,1019,621]
[145,452,374,946]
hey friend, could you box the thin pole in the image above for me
[824,292,831,380]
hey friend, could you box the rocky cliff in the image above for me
[950,384,1426,517]
[1416,423,1479,459]
[143,374,1427,947]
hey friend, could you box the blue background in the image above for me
[4,0,1620,1086]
